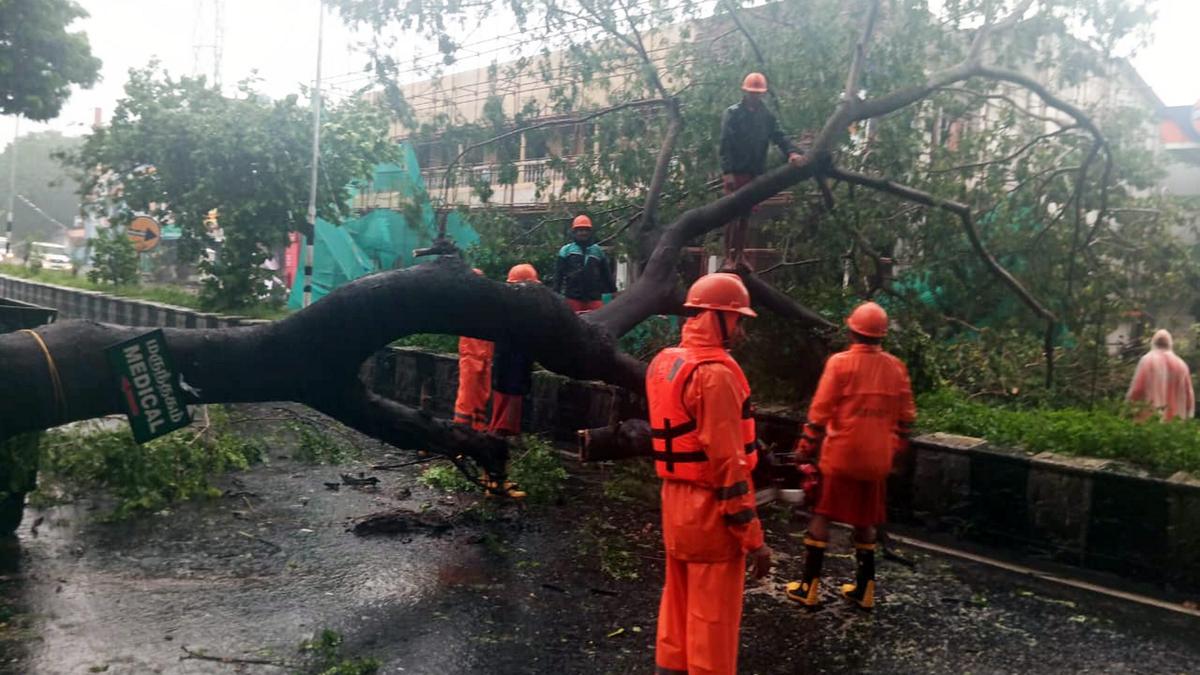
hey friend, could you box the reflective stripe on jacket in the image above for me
[647,348,757,482]
[647,312,764,558]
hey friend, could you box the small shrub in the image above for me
[509,435,568,504]
[298,629,380,675]
[87,228,139,286]
[418,464,477,493]
[37,406,265,518]
[918,389,1200,475]
[292,426,357,464]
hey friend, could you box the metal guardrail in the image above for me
[0,297,58,334]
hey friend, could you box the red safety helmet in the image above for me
[506,263,540,283]
[741,72,768,94]
[683,273,756,317]
[472,268,484,276]
[846,301,888,337]
[572,215,593,230]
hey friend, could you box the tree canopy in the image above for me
[333,0,1193,404]
[63,66,401,309]
[0,0,101,120]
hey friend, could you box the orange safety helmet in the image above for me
[506,263,540,283]
[741,72,768,94]
[572,215,593,230]
[846,301,888,337]
[683,273,757,317]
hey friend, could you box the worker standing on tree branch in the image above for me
[554,214,615,313]
[648,273,771,675]
[719,72,803,270]
[453,268,493,431]
[786,302,915,610]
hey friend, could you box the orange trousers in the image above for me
[566,298,603,313]
[488,391,523,436]
[454,356,491,431]
[655,555,745,675]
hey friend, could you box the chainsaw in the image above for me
[752,443,820,508]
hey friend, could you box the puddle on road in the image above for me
[0,459,464,674]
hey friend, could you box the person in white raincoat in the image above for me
[1126,330,1195,422]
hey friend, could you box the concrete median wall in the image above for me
[6,272,1199,592]
[894,433,1200,591]
[0,274,269,329]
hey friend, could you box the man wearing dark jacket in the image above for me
[554,214,616,313]
[719,72,803,269]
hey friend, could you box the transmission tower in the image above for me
[191,0,225,88]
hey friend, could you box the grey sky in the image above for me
[2,0,1198,148]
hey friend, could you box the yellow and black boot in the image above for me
[841,542,876,609]
[482,471,526,499]
[785,537,827,607]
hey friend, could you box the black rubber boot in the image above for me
[841,543,876,609]
[786,536,827,607]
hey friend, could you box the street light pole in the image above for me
[5,116,17,257]
[302,1,324,308]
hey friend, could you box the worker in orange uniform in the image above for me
[481,263,541,499]
[785,301,915,610]
[489,263,540,438]
[453,269,494,431]
[648,272,771,675]
[554,214,615,313]
[719,72,803,270]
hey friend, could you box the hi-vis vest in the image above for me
[646,346,758,484]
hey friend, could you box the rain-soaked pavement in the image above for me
[2,405,1199,674]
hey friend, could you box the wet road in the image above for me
[2,412,1199,674]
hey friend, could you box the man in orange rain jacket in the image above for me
[647,272,771,675]
[786,301,915,610]
[453,269,493,431]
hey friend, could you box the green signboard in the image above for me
[105,329,192,443]
[160,225,183,241]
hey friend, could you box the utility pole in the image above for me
[5,117,17,258]
[302,0,324,308]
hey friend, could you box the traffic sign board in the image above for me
[160,225,183,241]
[127,216,161,252]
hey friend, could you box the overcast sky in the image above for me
[2,0,1198,148]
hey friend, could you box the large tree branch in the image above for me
[937,87,1070,126]
[928,124,1079,174]
[1066,142,1102,305]
[633,98,684,259]
[0,259,644,459]
[810,0,882,152]
[828,166,1057,324]
[593,156,825,336]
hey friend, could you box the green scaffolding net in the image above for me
[288,144,479,309]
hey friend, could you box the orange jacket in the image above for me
[646,346,757,482]
[804,344,916,481]
[650,313,764,561]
